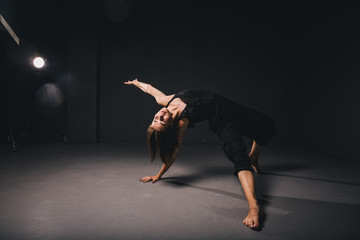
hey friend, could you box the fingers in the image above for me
[139,177,147,182]
[123,79,138,85]
[139,176,152,183]
[139,176,159,183]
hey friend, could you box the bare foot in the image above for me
[249,154,260,174]
[243,207,260,229]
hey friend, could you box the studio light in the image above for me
[32,56,45,69]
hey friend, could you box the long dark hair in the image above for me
[147,124,182,164]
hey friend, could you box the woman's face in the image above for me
[151,108,172,131]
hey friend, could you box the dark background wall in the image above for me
[1,1,359,162]
[287,5,360,162]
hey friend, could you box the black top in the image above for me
[166,90,276,145]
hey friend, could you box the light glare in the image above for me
[33,57,45,69]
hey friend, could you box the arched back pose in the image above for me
[124,78,277,229]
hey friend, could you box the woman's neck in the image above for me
[167,98,187,120]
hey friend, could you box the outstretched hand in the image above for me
[139,175,160,183]
[124,78,139,86]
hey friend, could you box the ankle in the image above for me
[249,201,259,210]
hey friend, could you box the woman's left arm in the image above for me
[140,121,188,183]
[152,122,187,180]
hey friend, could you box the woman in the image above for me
[124,78,277,229]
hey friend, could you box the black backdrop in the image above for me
[1,0,359,162]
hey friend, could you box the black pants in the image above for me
[220,138,252,176]
[217,125,252,176]
[217,121,277,176]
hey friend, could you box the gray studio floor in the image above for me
[0,142,359,240]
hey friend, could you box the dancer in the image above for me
[124,78,277,229]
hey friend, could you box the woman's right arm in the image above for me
[124,78,172,105]
[124,78,175,106]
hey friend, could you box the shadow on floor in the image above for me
[260,171,360,186]
[161,166,233,185]
[162,179,245,200]
[262,163,310,172]
[159,160,360,232]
